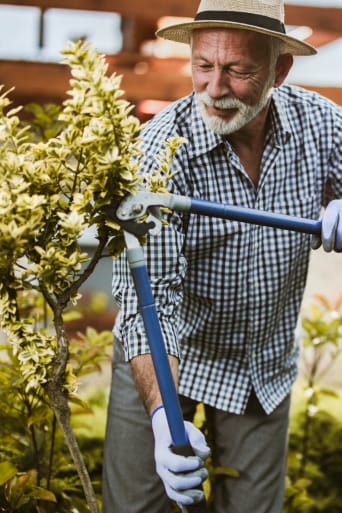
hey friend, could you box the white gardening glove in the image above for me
[311,199,342,252]
[151,406,210,506]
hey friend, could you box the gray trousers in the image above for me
[102,340,290,513]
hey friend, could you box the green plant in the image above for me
[0,39,185,512]
[0,290,113,512]
[284,294,342,513]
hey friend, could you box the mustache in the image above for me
[196,92,245,110]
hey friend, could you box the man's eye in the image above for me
[229,69,250,78]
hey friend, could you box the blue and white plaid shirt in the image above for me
[113,85,342,414]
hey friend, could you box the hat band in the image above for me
[195,10,286,34]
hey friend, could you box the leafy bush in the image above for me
[0,293,112,512]
[0,40,185,513]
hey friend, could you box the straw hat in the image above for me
[156,0,316,56]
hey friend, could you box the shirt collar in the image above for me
[268,90,292,147]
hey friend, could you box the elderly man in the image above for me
[102,1,342,512]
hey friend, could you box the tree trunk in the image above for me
[47,308,100,513]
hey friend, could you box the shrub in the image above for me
[0,40,185,512]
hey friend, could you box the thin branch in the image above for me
[61,232,109,304]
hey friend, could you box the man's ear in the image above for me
[274,53,294,88]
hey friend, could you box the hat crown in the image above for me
[197,0,285,23]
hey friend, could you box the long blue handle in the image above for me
[125,234,209,512]
[127,247,188,447]
[189,198,321,235]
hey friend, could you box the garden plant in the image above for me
[284,294,342,513]
[0,40,184,513]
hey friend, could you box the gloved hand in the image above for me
[151,405,210,506]
[311,199,342,252]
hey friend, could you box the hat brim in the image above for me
[156,21,317,56]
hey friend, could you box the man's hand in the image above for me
[151,406,210,506]
[311,199,342,252]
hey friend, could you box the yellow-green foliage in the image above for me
[0,40,185,397]
[0,40,186,512]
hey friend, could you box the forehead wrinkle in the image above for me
[191,28,272,65]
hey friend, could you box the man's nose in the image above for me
[206,69,231,99]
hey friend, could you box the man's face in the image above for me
[191,28,277,135]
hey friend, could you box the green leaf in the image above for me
[27,487,57,502]
[0,461,17,485]
[63,310,83,322]
[68,393,92,410]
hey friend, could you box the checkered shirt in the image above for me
[112,84,342,414]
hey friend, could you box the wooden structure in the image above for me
[0,1,341,113]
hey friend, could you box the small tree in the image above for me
[0,40,184,512]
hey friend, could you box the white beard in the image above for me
[196,79,275,135]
